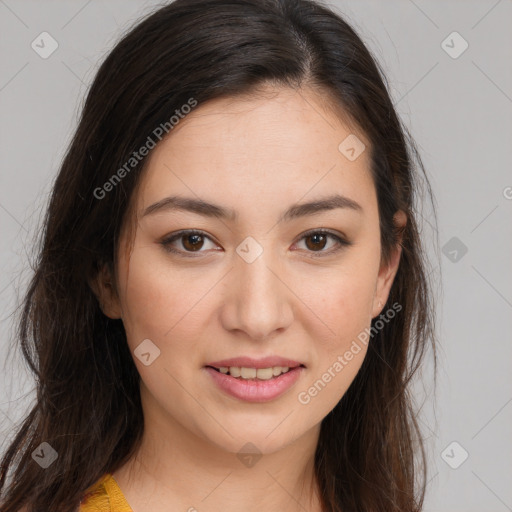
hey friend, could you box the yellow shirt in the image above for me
[80,473,133,511]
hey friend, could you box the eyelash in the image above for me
[160,229,352,258]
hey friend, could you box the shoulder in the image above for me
[79,474,112,511]
[15,474,125,512]
[80,473,132,512]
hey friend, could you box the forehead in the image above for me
[136,86,376,219]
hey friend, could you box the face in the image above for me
[95,86,404,456]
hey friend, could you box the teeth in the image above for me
[216,366,293,379]
[240,367,257,379]
[272,366,282,376]
[254,368,273,380]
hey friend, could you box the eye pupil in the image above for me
[305,233,327,251]
[183,234,204,251]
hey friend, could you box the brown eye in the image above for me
[304,233,328,251]
[161,229,350,258]
[295,229,351,257]
[161,230,218,256]
[182,233,205,251]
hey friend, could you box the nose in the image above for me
[220,250,294,341]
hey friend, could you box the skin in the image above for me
[92,85,406,512]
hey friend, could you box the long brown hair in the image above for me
[0,0,437,510]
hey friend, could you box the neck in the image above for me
[113,386,324,512]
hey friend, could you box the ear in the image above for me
[371,210,407,318]
[89,262,122,319]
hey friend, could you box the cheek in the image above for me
[294,270,376,414]
[301,261,378,347]
[116,248,213,410]
[116,245,201,348]
[293,250,380,411]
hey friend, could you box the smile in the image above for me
[203,365,305,402]
[208,365,302,380]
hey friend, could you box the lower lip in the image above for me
[204,366,304,403]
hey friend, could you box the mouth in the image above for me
[205,364,306,381]
[203,363,306,402]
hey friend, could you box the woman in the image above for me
[0,0,437,510]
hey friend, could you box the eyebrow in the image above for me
[141,193,362,223]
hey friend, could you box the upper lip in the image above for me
[205,356,305,369]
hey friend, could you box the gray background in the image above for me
[1,1,511,510]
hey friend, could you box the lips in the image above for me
[205,356,305,370]
[204,365,305,402]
